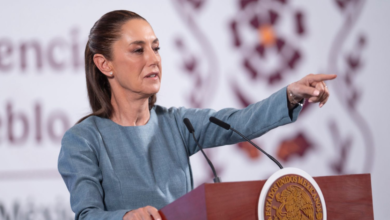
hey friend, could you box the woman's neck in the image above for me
[110,91,151,127]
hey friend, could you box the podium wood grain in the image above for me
[159,174,374,220]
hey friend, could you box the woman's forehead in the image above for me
[120,19,157,43]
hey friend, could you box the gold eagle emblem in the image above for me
[272,185,315,220]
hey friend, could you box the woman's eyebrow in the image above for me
[129,40,145,46]
[129,38,159,46]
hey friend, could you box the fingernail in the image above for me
[314,90,320,96]
[319,103,323,108]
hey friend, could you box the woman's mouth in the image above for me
[146,74,157,78]
[145,72,159,79]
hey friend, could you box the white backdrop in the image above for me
[0,0,389,219]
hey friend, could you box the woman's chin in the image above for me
[145,87,160,96]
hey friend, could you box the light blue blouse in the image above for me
[58,87,302,220]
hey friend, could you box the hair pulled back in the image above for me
[79,10,157,123]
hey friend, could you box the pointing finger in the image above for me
[307,74,337,83]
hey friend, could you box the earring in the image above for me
[110,72,113,76]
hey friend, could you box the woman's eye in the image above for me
[134,48,143,53]
[154,47,160,52]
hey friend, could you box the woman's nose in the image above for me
[146,47,160,66]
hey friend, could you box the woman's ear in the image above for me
[93,54,113,77]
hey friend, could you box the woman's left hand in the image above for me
[287,74,337,108]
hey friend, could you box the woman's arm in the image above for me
[177,86,300,156]
[177,74,336,155]
[58,129,134,220]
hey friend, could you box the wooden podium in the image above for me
[159,174,374,220]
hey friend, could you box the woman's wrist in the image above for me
[287,84,304,109]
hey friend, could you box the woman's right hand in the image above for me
[123,206,162,220]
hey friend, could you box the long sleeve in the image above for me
[176,86,302,155]
[58,128,130,220]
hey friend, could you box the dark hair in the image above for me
[78,10,157,123]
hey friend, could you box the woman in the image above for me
[58,10,336,220]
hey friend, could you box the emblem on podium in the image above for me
[258,168,327,220]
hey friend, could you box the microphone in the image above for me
[209,117,283,169]
[183,118,221,183]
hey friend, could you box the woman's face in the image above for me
[110,19,161,98]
